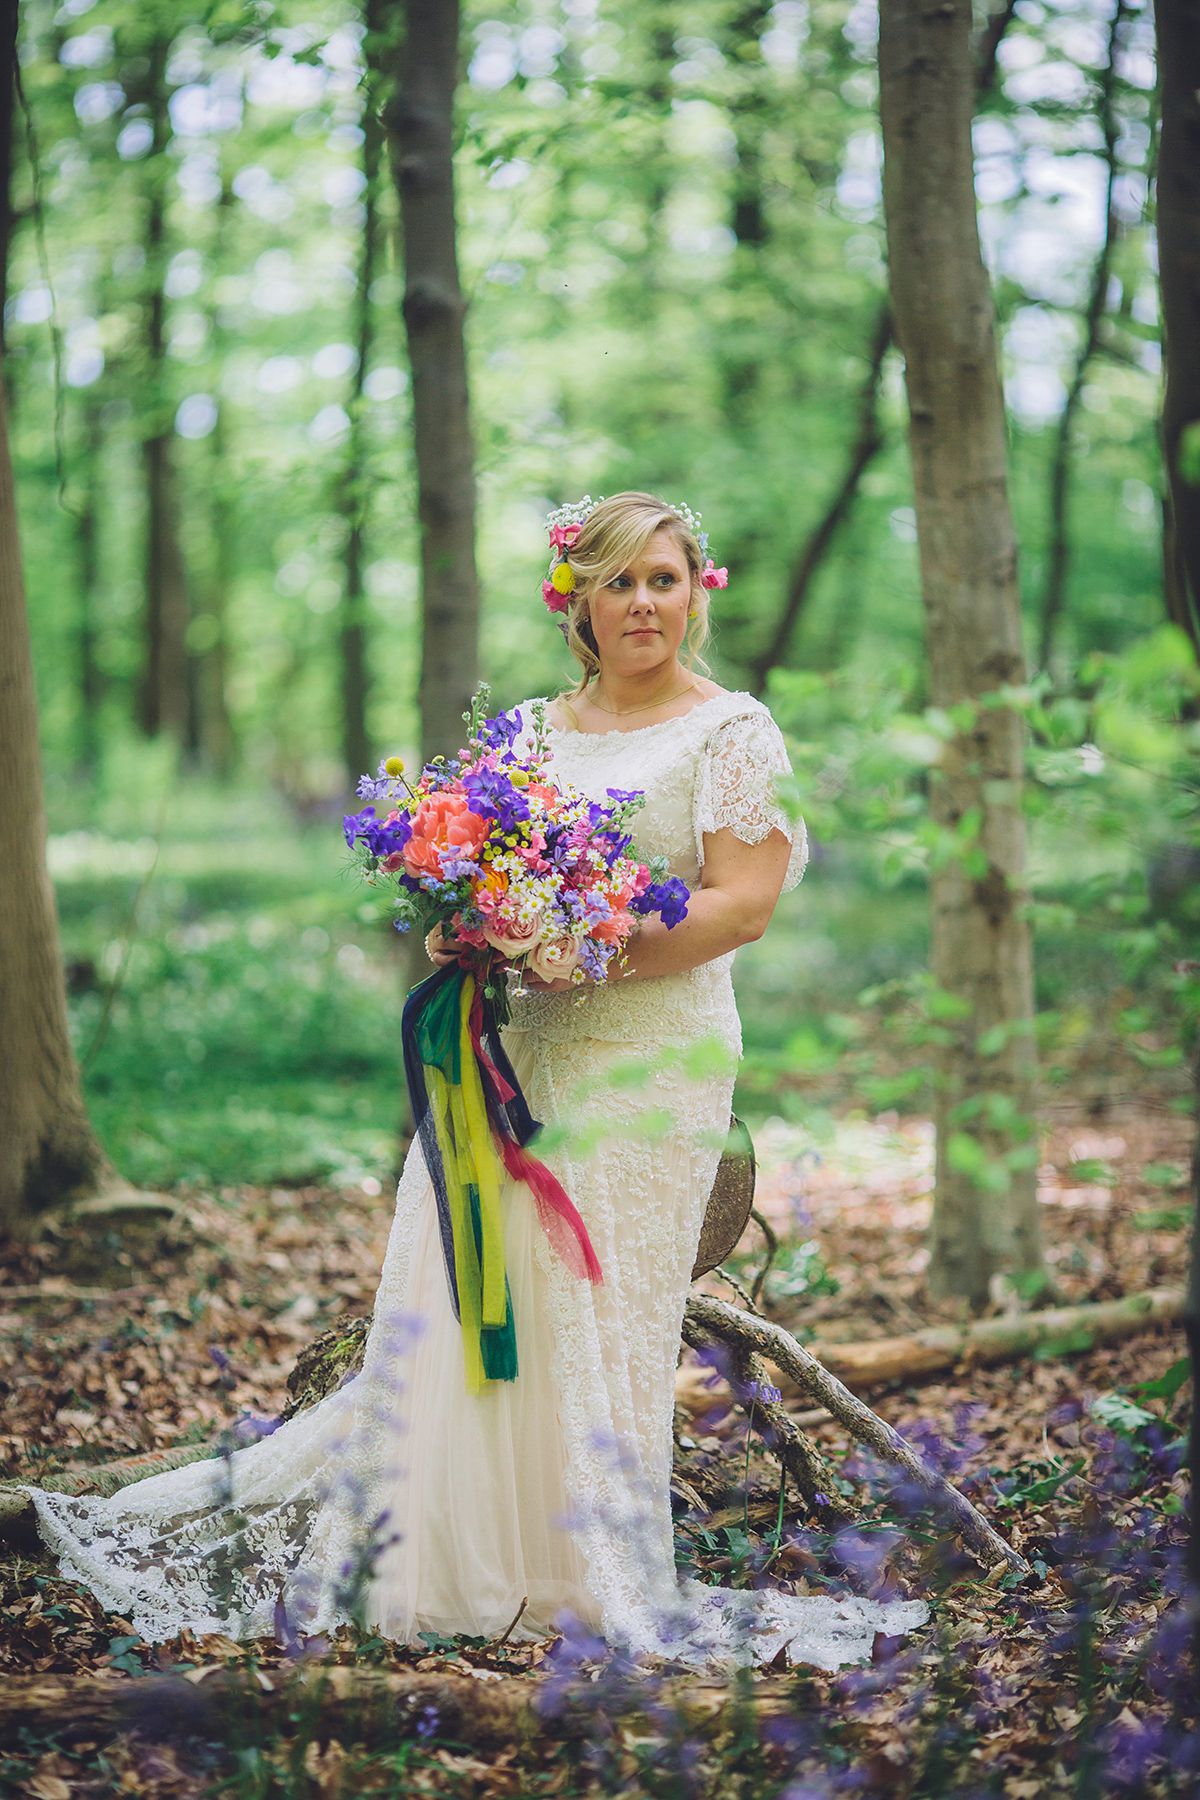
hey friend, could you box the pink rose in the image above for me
[527,934,580,984]
[483,913,545,959]
[548,524,581,550]
[542,578,570,615]
[700,561,728,590]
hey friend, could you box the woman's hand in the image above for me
[425,922,460,968]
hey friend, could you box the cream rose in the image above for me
[526,934,581,984]
[482,914,545,960]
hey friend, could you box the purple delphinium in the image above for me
[632,876,690,928]
[463,765,530,830]
[480,706,524,752]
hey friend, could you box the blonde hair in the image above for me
[555,493,712,703]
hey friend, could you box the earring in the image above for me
[688,608,697,619]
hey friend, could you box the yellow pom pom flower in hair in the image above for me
[550,561,576,596]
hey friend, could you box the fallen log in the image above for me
[0,1444,215,1531]
[685,1294,1029,1577]
[675,1287,1185,1410]
[794,1287,1183,1391]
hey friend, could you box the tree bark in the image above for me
[1154,0,1200,650]
[1038,0,1128,672]
[878,0,1041,1307]
[134,35,190,744]
[383,0,480,764]
[339,11,385,790]
[0,366,107,1230]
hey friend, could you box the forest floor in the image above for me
[0,1098,1191,1799]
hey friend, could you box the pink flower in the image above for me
[542,578,570,614]
[631,863,652,897]
[548,524,581,550]
[483,913,545,959]
[527,934,580,984]
[700,561,728,590]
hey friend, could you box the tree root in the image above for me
[684,1294,1029,1577]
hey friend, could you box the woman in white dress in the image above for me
[25,493,923,1669]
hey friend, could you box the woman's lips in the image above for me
[626,628,659,638]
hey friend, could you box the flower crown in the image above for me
[541,496,728,614]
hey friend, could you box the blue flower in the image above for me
[605,786,643,807]
[464,766,530,831]
[482,706,524,751]
[632,876,690,929]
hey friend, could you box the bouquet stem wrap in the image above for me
[402,963,603,1392]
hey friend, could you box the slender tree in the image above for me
[878,0,1042,1306]
[383,0,480,763]
[1038,0,1128,672]
[755,3,1016,688]
[75,397,104,771]
[339,2,386,789]
[129,28,191,746]
[0,6,107,1230]
[1154,0,1200,647]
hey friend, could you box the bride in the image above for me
[25,492,924,1669]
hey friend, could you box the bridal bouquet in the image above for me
[342,687,690,1393]
[343,685,689,1002]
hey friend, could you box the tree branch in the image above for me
[1038,0,1129,671]
[685,1293,1030,1575]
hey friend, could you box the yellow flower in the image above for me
[384,755,405,776]
[509,768,530,786]
[550,562,576,595]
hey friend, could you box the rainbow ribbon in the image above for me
[402,964,603,1393]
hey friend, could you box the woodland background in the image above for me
[8,0,1192,1196]
[0,0,1198,1795]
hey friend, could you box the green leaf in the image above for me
[1133,1206,1192,1231]
[1134,1358,1191,1402]
[1091,1393,1156,1436]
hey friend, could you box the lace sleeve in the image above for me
[694,710,808,892]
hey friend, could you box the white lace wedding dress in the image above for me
[25,691,925,1669]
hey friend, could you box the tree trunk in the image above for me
[75,399,104,771]
[136,36,189,744]
[0,368,107,1230]
[199,171,237,781]
[383,0,480,764]
[878,0,1041,1308]
[339,15,384,790]
[1154,0,1200,649]
[1038,0,1127,672]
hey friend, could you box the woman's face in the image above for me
[584,527,693,678]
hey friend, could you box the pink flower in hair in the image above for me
[548,523,582,550]
[700,560,728,590]
[542,578,570,614]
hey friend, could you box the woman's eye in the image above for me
[653,574,677,588]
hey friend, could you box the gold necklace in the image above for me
[588,682,700,718]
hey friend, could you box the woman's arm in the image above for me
[430,827,793,985]
[619,825,792,980]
